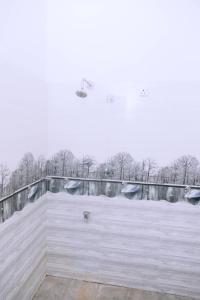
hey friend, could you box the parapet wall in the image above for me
[46,193,200,299]
[0,195,47,300]
[1,193,200,300]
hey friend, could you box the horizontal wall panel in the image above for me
[46,193,200,299]
[1,192,200,299]
[0,196,47,300]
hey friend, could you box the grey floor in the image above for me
[33,276,198,300]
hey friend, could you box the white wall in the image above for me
[47,0,200,165]
[0,0,47,169]
[1,0,200,170]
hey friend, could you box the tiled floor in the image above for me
[33,276,197,300]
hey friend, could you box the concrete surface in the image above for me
[33,276,198,300]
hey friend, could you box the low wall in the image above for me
[1,192,200,299]
[0,195,47,300]
[46,193,200,299]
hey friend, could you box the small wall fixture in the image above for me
[83,211,90,222]
[76,78,94,98]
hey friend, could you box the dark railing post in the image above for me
[45,178,50,192]
[1,201,4,222]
